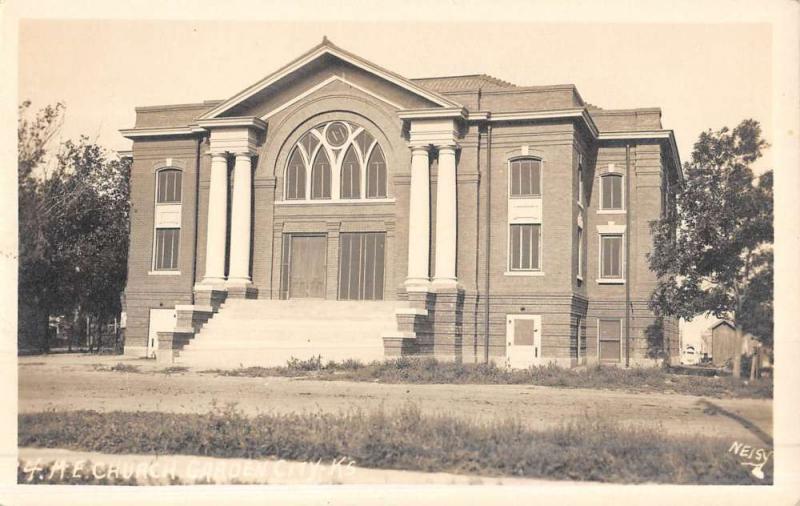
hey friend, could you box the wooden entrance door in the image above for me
[286,235,327,298]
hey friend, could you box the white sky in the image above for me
[19,20,772,176]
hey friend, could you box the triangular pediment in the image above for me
[200,38,460,120]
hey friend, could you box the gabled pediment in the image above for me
[200,38,461,120]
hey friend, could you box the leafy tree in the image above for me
[18,102,130,352]
[648,119,773,377]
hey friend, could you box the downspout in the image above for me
[484,121,493,364]
[624,143,631,367]
[191,136,202,304]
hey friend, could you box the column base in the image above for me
[431,278,460,292]
[226,279,258,299]
[195,277,227,291]
[404,277,431,293]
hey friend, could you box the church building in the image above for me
[120,38,682,368]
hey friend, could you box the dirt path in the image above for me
[18,355,772,445]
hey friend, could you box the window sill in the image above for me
[597,278,625,284]
[577,275,584,282]
[148,271,182,276]
[504,270,545,277]
[597,209,626,215]
[276,198,395,205]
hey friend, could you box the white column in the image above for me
[432,144,458,289]
[227,152,253,285]
[405,145,431,291]
[201,152,228,287]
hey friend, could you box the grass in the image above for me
[203,357,772,399]
[18,405,770,485]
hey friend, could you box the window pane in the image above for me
[340,145,360,199]
[510,159,541,197]
[602,174,622,209]
[311,149,331,199]
[286,148,305,200]
[530,160,541,196]
[510,161,521,196]
[355,129,374,156]
[301,132,319,157]
[510,225,520,269]
[599,319,621,340]
[577,227,583,277]
[601,235,622,278]
[531,224,541,269]
[513,319,535,346]
[366,145,387,198]
[157,169,182,204]
[154,228,180,270]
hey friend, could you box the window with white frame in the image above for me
[283,121,388,201]
[509,223,541,271]
[600,234,623,279]
[509,158,542,198]
[600,173,623,210]
[153,168,182,271]
[577,162,584,206]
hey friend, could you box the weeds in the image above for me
[204,358,771,399]
[18,406,770,484]
[107,363,141,373]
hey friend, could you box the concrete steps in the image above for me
[176,299,398,368]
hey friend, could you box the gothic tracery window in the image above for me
[284,121,388,201]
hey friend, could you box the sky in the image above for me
[17,19,774,343]
[19,20,772,170]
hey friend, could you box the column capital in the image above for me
[232,149,257,158]
[408,143,431,154]
[435,143,460,152]
[206,150,229,158]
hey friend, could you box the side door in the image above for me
[506,315,542,369]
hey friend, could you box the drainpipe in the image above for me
[624,143,631,367]
[191,136,202,304]
[484,122,493,364]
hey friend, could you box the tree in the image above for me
[18,102,131,352]
[648,119,773,377]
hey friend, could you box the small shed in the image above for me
[709,320,758,366]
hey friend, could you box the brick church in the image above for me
[120,38,681,368]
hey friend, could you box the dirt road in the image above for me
[18,355,772,445]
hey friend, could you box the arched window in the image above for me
[601,173,623,210]
[284,121,388,201]
[509,158,541,198]
[156,168,182,203]
[340,145,360,199]
[366,145,387,199]
[286,148,306,200]
[311,149,332,199]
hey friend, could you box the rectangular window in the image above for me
[153,228,180,270]
[576,315,583,361]
[509,224,541,271]
[577,226,583,279]
[510,159,541,197]
[578,164,584,205]
[601,174,623,210]
[598,319,621,362]
[600,234,623,279]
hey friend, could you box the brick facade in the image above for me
[121,39,681,367]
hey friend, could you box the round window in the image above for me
[325,121,349,147]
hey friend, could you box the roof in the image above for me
[200,37,461,119]
[711,320,736,331]
[411,74,517,93]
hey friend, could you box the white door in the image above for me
[147,309,176,358]
[506,315,542,369]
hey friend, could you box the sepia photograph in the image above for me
[2,1,799,504]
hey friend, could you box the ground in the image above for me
[18,354,772,446]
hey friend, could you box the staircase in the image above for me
[175,299,399,368]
